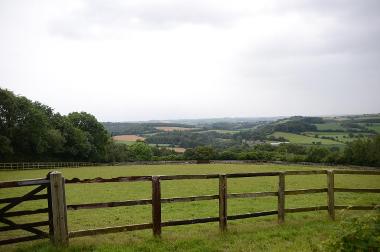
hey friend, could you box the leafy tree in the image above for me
[193,146,216,160]
[306,147,329,163]
[68,112,109,161]
[344,135,380,166]
[128,142,153,161]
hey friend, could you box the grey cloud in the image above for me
[49,0,243,38]
[246,0,380,60]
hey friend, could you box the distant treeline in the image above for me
[102,122,195,136]
[108,135,380,167]
[1,87,379,167]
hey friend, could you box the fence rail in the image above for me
[0,162,97,170]
[0,169,379,247]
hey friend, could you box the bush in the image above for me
[323,213,380,252]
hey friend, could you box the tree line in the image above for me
[108,136,380,167]
[0,88,110,161]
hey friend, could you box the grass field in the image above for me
[114,140,136,145]
[272,132,341,145]
[0,164,379,251]
[155,127,196,132]
[315,123,345,131]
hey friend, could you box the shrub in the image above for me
[323,212,380,252]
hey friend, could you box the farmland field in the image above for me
[271,132,341,145]
[315,123,345,131]
[0,164,379,251]
[112,135,146,141]
[155,127,196,132]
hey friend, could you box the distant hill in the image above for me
[103,113,380,149]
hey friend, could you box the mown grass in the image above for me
[0,164,379,251]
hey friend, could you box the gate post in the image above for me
[48,171,68,246]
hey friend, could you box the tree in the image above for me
[68,112,109,161]
[128,142,153,161]
[344,135,380,166]
[193,146,216,161]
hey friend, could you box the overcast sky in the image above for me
[1,0,379,121]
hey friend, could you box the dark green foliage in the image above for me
[104,140,129,163]
[218,150,239,160]
[344,135,380,166]
[102,122,194,136]
[68,112,109,161]
[234,130,267,141]
[146,131,235,148]
[306,147,330,163]
[324,213,380,252]
[299,117,324,124]
[274,121,317,133]
[184,146,216,160]
[128,141,153,161]
[0,88,109,162]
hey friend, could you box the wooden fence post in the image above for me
[278,172,285,224]
[152,176,161,237]
[48,172,68,246]
[219,174,227,232]
[327,170,335,220]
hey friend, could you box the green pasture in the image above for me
[315,123,345,131]
[0,164,379,251]
[272,132,341,145]
[114,140,136,145]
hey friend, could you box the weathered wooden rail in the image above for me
[0,162,97,170]
[0,169,379,246]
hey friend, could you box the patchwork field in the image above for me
[112,135,146,141]
[155,127,195,132]
[0,164,379,251]
[315,123,345,131]
[271,132,341,145]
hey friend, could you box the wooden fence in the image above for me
[0,169,379,246]
[0,162,97,170]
